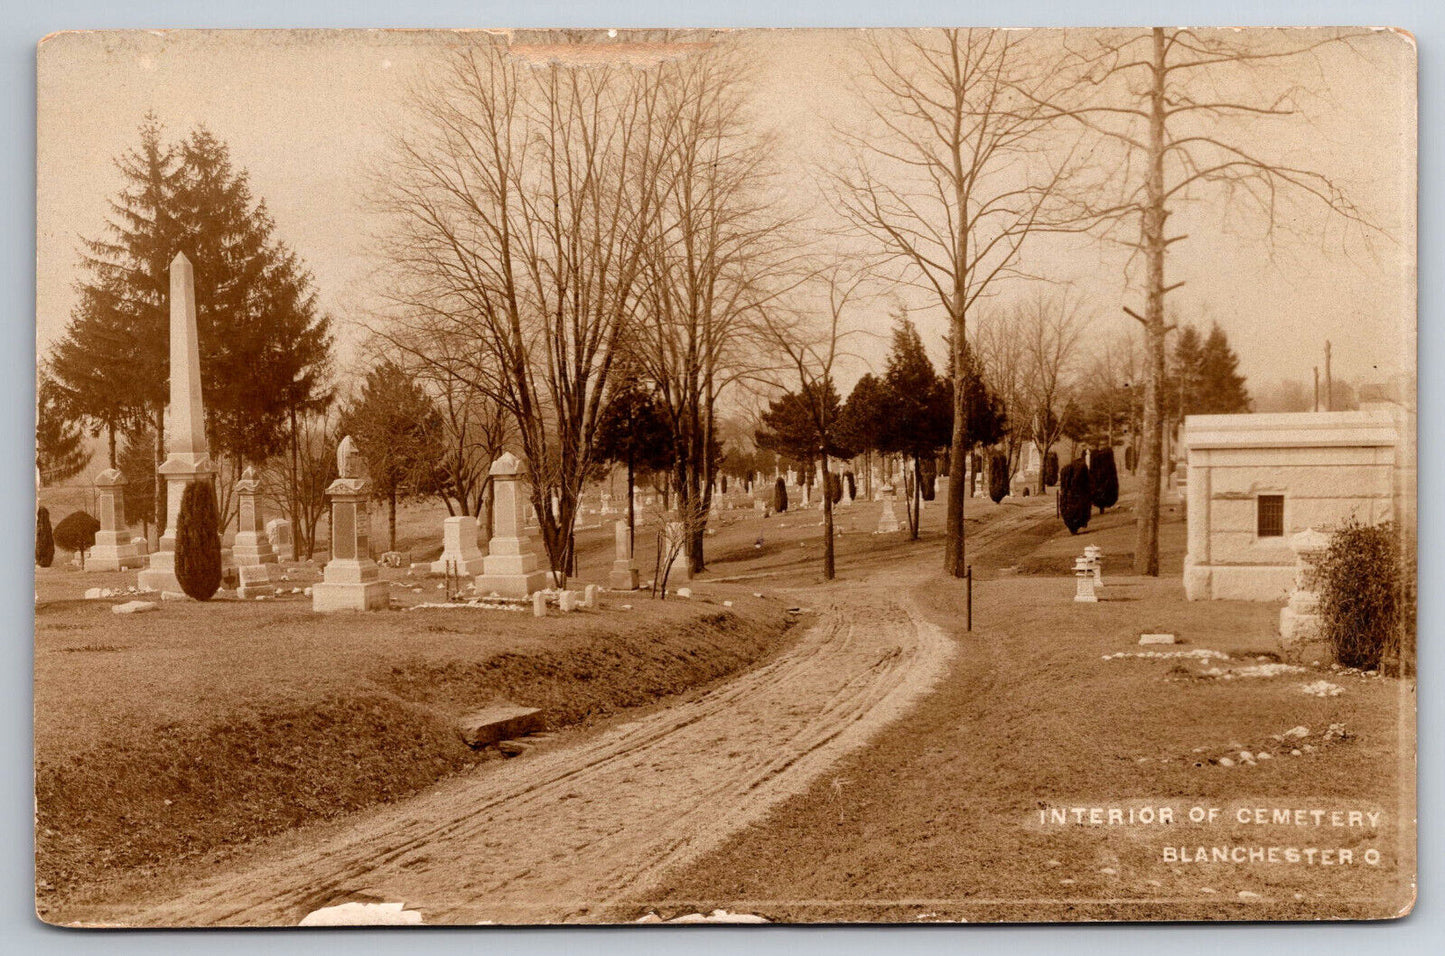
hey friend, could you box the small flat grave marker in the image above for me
[1139,633,1176,645]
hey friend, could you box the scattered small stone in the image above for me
[1218,757,1235,768]
[111,600,157,615]
[1290,749,1302,757]
[676,587,692,599]
[84,587,104,600]
[1139,633,1175,645]
[1284,726,1310,739]
[1239,890,1261,900]
[752,592,764,598]
[1099,867,1117,875]
[303,587,313,597]
[1045,860,1062,868]
[160,591,188,601]
[1300,680,1344,697]
[1058,878,1075,886]
[1239,751,1255,763]
[1199,887,1218,895]
[723,600,733,608]
[1257,752,1272,760]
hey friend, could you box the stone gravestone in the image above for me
[474,453,549,598]
[265,518,293,556]
[1279,528,1331,654]
[90,468,143,571]
[663,521,691,585]
[232,466,276,598]
[430,515,486,577]
[138,253,223,593]
[1073,556,1099,603]
[875,495,901,534]
[609,519,640,590]
[312,436,390,612]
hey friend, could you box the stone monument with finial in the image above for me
[474,452,549,598]
[138,252,219,593]
[232,465,277,598]
[90,468,144,571]
[312,435,390,611]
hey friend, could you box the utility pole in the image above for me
[1324,340,1333,411]
[1313,367,1320,412]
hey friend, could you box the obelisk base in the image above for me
[312,579,389,612]
[138,455,220,593]
[91,531,144,572]
[474,545,548,599]
[609,564,640,590]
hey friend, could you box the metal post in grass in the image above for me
[966,565,973,632]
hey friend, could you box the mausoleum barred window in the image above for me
[1257,494,1285,538]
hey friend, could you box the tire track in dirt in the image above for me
[91,498,1062,928]
[105,570,954,927]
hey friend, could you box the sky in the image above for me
[35,28,1417,399]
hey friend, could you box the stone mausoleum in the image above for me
[1183,404,1410,602]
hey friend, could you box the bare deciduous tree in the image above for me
[1016,293,1089,493]
[835,28,1082,578]
[749,269,864,581]
[631,42,797,575]
[371,35,673,582]
[1015,27,1380,574]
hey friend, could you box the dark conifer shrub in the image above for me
[826,471,843,504]
[1043,452,1059,488]
[1090,448,1119,512]
[175,480,222,601]
[1058,460,1092,534]
[844,471,856,499]
[773,476,788,513]
[988,452,1009,504]
[36,505,55,568]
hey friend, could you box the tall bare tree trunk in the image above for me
[821,451,835,580]
[152,406,165,540]
[1133,28,1168,577]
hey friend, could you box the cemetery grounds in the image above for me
[34,478,1414,925]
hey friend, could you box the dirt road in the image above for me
[85,497,1060,927]
[110,570,953,926]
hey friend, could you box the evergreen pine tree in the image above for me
[595,375,675,547]
[49,114,179,496]
[49,118,333,534]
[877,319,952,538]
[36,372,92,484]
[337,361,445,552]
[1195,323,1251,413]
[174,480,222,600]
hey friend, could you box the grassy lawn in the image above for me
[35,559,793,916]
[642,501,1416,922]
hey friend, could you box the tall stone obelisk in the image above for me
[138,252,215,593]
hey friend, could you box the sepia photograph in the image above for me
[32,25,1416,927]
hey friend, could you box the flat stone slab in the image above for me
[458,704,545,749]
[1139,633,1177,645]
